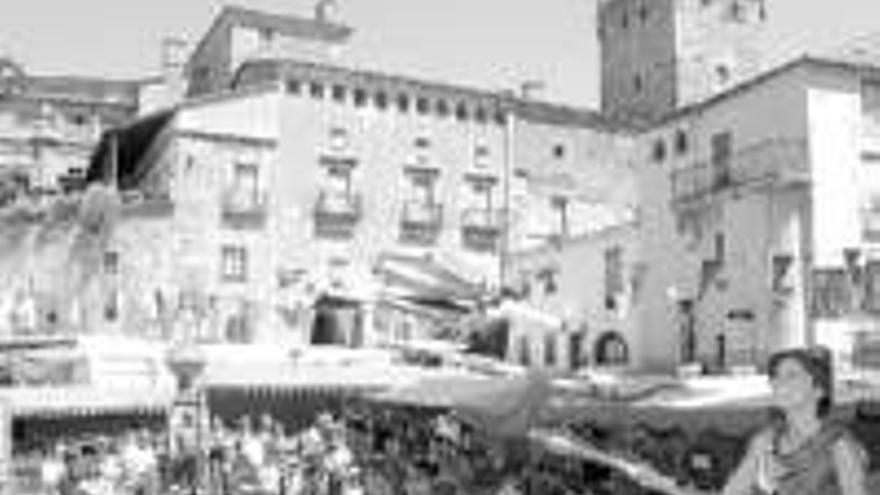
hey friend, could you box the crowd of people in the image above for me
[11,404,529,495]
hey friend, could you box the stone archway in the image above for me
[594,330,630,365]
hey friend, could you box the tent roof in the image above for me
[0,385,173,418]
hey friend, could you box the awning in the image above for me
[0,385,174,418]
[374,252,485,303]
[203,359,413,392]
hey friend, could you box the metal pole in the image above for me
[500,91,515,292]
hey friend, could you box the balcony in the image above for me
[863,209,880,243]
[460,208,503,252]
[399,201,443,245]
[670,138,810,206]
[220,189,268,228]
[120,190,175,218]
[313,190,362,239]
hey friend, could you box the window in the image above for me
[605,246,624,308]
[436,99,450,117]
[397,93,410,113]
[103,251,119,275]
[406,169,437,205]
[864,261,880,313]
[104,290,118,322]
[225,312,252,343]
[538,268,558,295]
[675,130,689,154]
[639,4,649,23]
[464,174,496,210]
[416,97,430,115]
[474,144,490,168]
[374,91,388,110]
[455,102,469,121]
[259,27,275,46]
[474,107,488,123]
[309,82,325,99]
[652,139,666,162]
[519,336,531,366]
[221,246,248,282]
[329,127,349,152]
[771,254,794,294]
[353,88,367,107]
[286,79,301,95]
[544,334,557,366]
[552,195,569,238]
[231,162,260,206]
[711,131,733,189]
[332,84,346,102]
[414,136,431,166]
[716,64,731,85]
[553,144,566,159]
[811,268,851,318]
[714,233,726,263]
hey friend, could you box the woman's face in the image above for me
[770,357,823,414]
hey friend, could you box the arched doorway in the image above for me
[310,295,361,346]
[594,331,629,365]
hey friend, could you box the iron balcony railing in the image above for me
[400,201,443,229]
[670,138,810,205]
[220,188,268,226]
[460,207,504,234]
[313,190,363,223]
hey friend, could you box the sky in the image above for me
[2,0,880,108]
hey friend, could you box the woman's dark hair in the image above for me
[768,346,834,417]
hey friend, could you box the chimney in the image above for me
[161,37,188,79]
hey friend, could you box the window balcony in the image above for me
[670,138,810,206]
[399,201,443,245]
[460,208,503,252]
[220,189,268,228]
[863,210,880,243]
[313,190,362,239]
[120,190,175,218]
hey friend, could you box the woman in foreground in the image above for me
[632,346,869,495]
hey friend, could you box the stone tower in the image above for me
[598,0,767,124]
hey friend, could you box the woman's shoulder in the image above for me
[747,427,777,452]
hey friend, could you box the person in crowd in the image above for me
[40,444,67,495]
[633,346,870,495]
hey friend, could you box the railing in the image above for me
[460,208,503,252]
[461,208,504,233]
[399,201,443,245]
[121,190,175,218]
[670,138,810,204]
[220,188,268,226]
[313,190,362,221]
[864,209,880,243]
[400,201,443,228]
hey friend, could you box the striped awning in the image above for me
[0,385,174,418]
[202,360,414,393]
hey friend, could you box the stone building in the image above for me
[599,0,767,123]
[0,58,141,200]
[76,5,634,350]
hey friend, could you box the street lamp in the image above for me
[496,79,546,293]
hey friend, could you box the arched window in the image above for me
[594,331,629,365]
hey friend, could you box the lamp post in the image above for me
[166,338,206,494]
